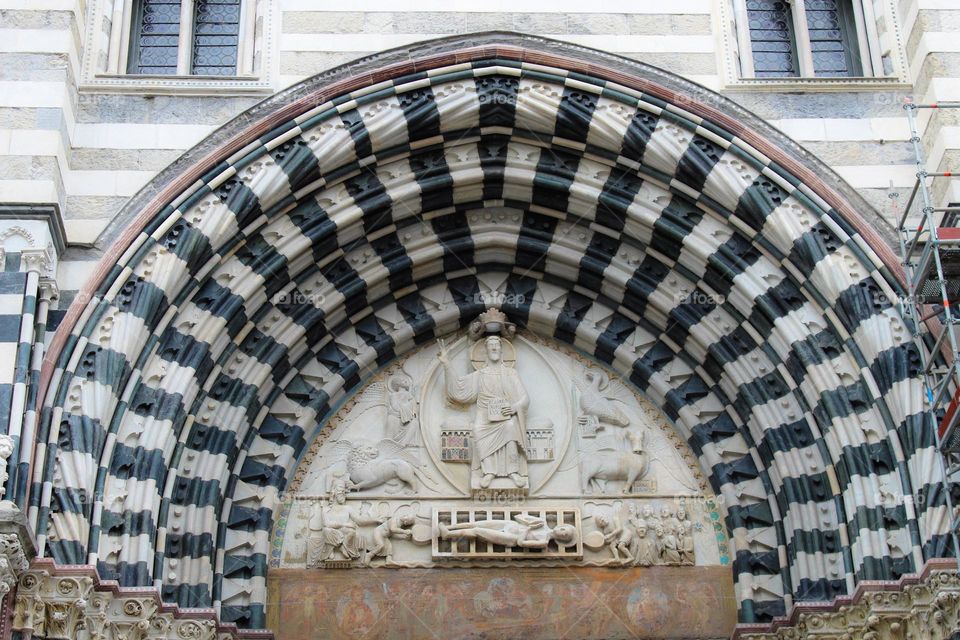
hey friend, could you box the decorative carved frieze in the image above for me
[12,559,273,640]
[0,436,14,501]
[733,559,960,640]
[433,507,582,559]
[0,500,35,629]
[0,529,29,598]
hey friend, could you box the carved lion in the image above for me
[324,440,437,494]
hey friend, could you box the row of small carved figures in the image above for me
[304,512,419,568]
[592,504,696,566]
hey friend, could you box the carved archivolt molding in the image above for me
[11,559,272,640]
[33,35,941,626]
[734,560,960,640]
[0,225,37,247]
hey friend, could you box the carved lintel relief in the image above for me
[433,507,581,559]
[273,309,728,571]
[733,560,960,640]
[11,559,271,640]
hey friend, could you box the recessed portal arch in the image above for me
[31,33,949,630]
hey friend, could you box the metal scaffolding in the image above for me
[897,101,960,553]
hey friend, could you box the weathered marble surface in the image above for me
[266,566,737,640]
[274,330,724,571]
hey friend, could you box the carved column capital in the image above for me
[0,531,29,599]
[11,559,272,639]
[38,277,60,303]
[0,501,36,602]
[0,208,66,277]
[733,560,960,640]
[19,247,55,277]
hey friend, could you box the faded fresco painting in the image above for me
[266,566,737,639]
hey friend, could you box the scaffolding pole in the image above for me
[897,101,960,561]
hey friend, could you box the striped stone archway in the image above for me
[29,33,950,631]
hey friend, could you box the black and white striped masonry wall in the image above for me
[24,35,953,631]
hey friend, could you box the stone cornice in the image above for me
[12,559,274,640]
[0,204,67,256]
[733,558,960,639]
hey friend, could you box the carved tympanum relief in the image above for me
[273,309,727,570]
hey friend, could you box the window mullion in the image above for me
[107,0,128,73]
[856,0,883,76]
[176,0,195,76]
[732,0,757,78]
[850,0,874,76]
[790,0,816,77]
[237,0,258,76]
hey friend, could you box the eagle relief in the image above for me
[274,308,726,571]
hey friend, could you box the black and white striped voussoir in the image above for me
[28,42,947,631]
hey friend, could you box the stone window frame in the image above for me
[718,0,911,90]
[79,0,276,95]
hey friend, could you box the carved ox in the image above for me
[580,430,650,493]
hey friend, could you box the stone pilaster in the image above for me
[0,205,64,506]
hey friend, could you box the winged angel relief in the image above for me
[318,371,438,494]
